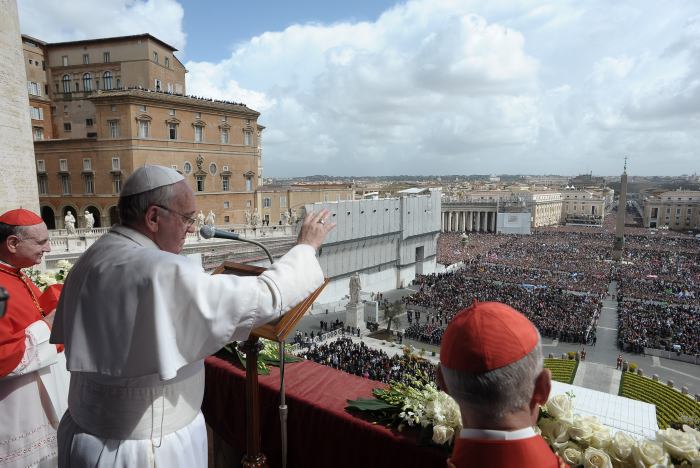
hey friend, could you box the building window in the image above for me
[75,82,79,92]
[116,78,121,89]
[62,55,68,66]
[113,174,121,193]
[195,112,201,119]
[244,131,252,146]
[30,107,44,120]
[154,79,161,91]
[28,81,40,96]
[223,201,230,208]
[138,120,150,138]
[62,74,71,93]
[103,71,113,90]
[183,162,192,174]
[222,176,230,191]
[220,129,229,144]
[37,160,46,172]
[83,54,90,64]
[224,216,230,223]
[280,196,287,208]
[32,127,44,141]
[103,51,110,63]
[84,174,94,193]
[194,125,203,143]
[108,120,119,138]
[111,157,120,170]
[64,122,72,132]
[83,73,93,91]
[245,177,253,192]
[165,57,170,68]
[153,51,158,63]
[38,175,48,195]
[140,105,147,112]
[167,82,173,93]
[168,122,178,140]
[169,109,175,116]
[83,159,92,171]
[263,197,271,208]
[59,159,68,172]
[209,163,217,175]
[61,175,70,194]
[86,118,94,127]
[196,176,205,192]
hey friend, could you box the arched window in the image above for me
[83,73,93,92]
[103,71,112,90]
[62,74,71,93]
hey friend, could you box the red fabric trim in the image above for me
[0,267,44,376]
[203,356,448,468]
[449,436,567,468]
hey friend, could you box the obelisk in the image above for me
[612,158,628,261]
[0,0,40,214]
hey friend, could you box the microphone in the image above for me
[200,225,240,240]
[199,225,274,264]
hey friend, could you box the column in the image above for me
[468,211,473,232]
[475,211,481,232]
[458,211,464,232]
[491,212,497,232]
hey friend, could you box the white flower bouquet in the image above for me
[538,393,700,467]
[347,370,462,447]
[24,260,73,291]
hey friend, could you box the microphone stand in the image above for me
[225,232,286,467]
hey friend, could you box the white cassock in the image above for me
[0,322,70,468]
[50,225,324,468]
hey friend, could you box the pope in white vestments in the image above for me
[50,166,335,468]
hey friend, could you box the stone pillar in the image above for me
[441,212,446,232]
[491,212,497,232]
[458,211,464,232]
[345,303,366,332]
[475,211,481,232]
[0,0,40,214]
[468,211,473,232]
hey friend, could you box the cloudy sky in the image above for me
[18,0,700,177]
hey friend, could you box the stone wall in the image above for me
[0,0,40,214]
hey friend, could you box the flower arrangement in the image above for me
[538,392,700,467]
[225,338,300,375]
[346,370,462,447]
[24,260,72,291]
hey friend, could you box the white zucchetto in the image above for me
[120,165,185,197]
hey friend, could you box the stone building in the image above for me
[561,189,606,226]
[22,33,263,229]
[642,190,700,231]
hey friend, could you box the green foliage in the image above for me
[567,351,577,360]
[619,372,700,429]
[628,362,638,373]
[544,358,578,384]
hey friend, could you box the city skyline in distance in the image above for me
[18,0,700,177]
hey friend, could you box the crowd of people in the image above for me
[435,224,699,356]
[297,338,437,384]
[404,270,601,345]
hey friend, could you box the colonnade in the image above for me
[441,210,497,233]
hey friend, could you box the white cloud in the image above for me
[18,0,186,52]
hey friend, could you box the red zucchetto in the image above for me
[440,301,539,373]
[0,209,43,226]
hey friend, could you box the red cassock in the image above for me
[0,263,61,376]
[447,436,568,468]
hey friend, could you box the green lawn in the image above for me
[618,372,700,429]
[544,358,578,384]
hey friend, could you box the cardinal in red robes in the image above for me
[439,301,568,468]
[0,209,68,467]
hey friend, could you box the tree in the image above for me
[384,300,404,333]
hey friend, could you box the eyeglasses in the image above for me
[154,204,196,228]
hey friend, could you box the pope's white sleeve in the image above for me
[6,320,58,377]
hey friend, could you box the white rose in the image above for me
[682,425,700,446]
[540,418,571,446]
[56,260,72,270]
[546,394,574,421]
[611,431,635,463]
[584,447,613,468]
[557,441,583,466]
[632,440,670,467]
[656,428,699,462]
[431,424,454,445]
[569,415,595,443]
[589,423,612,450]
